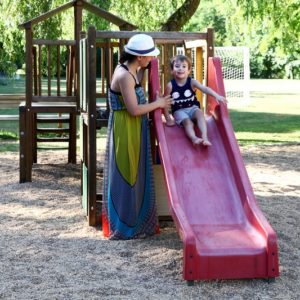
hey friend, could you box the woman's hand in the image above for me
[156,92,173,109]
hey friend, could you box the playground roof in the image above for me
[19,0,137,30]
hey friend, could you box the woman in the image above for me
[102,34,172,239]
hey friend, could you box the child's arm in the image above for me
[163,82,175,126]
[191,79,227,104]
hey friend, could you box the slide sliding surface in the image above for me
[149,58,279,281]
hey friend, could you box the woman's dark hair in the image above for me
[119,50,137,64]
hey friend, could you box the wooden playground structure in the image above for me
[18,0,215,227]
[18,0,136,183]
[80,27,214,226]
[16,2,280,284]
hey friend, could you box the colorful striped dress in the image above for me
[102,65,158,239]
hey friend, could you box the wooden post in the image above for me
[57,45,61,96]
[206,28,214,108]
[195,47,203,106]
[206,28,214,58]
[105,40,112,90]
[66,46,74,96]
[38,45,42,96]
[68,111,77,163]
[74,0,83,113]
[24,25,33,182]
[33,47,38,95]
[19,104,26,183]
[47,45,51,96]
[87,26,97,226]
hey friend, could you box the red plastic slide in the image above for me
[148,58,279,281]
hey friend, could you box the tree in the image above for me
[0,0,112,77]
[161,0,200,31]
[183,0,300,78]
[109,0,201,31]
[0,0,66,76]
[236,0,300,62]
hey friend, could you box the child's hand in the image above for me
[216,95,228,104]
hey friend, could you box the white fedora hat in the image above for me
[124,34,160,56]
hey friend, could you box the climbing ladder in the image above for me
[19,37,77,183]
[18,0,137,183]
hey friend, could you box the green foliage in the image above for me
[109,0,184,30]
[0,130,18,140]
[0,0,65,76]
[83,0,111,32]
[0,0,112,77]
[0,0,299,79]
[183,0,300,78]
[183,1,228,45]
[236,0,300,77]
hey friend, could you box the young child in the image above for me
[164,54,227,146]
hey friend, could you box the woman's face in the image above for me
[139,56,154,68]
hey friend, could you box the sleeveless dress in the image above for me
[102,65,158,239]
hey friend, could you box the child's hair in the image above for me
[170,55,192,70]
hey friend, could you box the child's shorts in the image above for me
[173,105,200,125]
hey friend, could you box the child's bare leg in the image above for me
[164,108,175,126]
[182,118,202,145]
[193,109,212,146]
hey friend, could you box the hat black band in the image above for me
[126,46,155,54]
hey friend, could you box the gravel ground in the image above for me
[0,144,299,299]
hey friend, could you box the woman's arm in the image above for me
[119,73,172,116]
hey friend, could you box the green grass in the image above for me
[229,111,300,145]
[0,131,18,139]
[229,93,300,146]
[1,79,300,151]
[0,77,25,94]
[0,140,19,152]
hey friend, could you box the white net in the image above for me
[215,46,250,104]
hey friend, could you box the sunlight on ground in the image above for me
[229,79,300,114]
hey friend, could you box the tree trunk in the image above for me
[160,0,201,31]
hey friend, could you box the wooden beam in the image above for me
[32,96,76,102]
[33,39,76,46]
[0,94,25,100]
[96,31,207,41]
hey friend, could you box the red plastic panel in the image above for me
[149,58,279,281]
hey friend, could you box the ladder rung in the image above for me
[36,115,70,123]
[37,146,69,150]
[37,137,70,142]
[37,128,69,133]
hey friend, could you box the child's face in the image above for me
[172,60,190,80]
